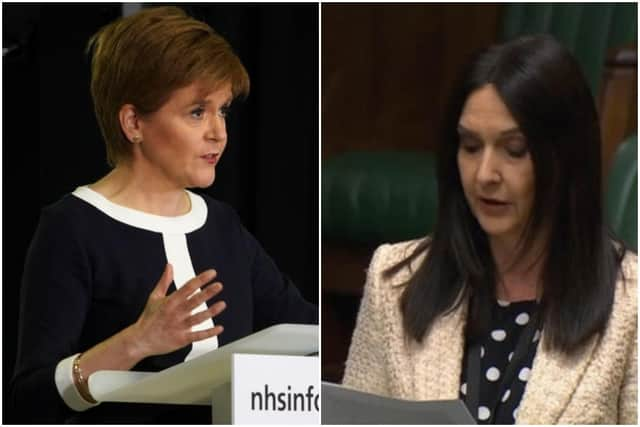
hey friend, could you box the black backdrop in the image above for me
[2,4,318,421]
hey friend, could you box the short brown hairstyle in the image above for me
[87,6,250,167]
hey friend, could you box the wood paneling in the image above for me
[321,245,374,382]
[322,4,503,159]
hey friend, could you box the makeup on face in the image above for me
[137,81,233,189]
[456,84,535,243]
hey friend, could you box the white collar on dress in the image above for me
[71,186,207,234]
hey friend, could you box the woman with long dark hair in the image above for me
[343,35,636,424]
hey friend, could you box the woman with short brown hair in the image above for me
[9,7,317,423]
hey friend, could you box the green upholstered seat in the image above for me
[322,138,637,251]
[501,3,637,95]
[605,134,637,251]
[322,151,437,244]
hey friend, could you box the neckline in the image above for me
[72,185,208,234]
[496,298,539,309]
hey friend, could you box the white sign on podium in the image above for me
[231,354,319,425]
[87,324,318,424]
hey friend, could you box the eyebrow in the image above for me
[457,124,523,138]
[187,98,232,108]
[190,99,210,106]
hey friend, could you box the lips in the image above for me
[476,197,510,215]
[479,197,508,205]
[201,153,219,165]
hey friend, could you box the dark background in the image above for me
[3,3,318,422]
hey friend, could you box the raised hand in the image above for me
[131,263,226,358]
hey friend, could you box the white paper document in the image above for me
[88,324,318,406]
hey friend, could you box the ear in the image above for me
[119,104,143,144]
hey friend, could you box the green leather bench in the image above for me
[323,134,637,251]
[501,3,637,95]
[322,151,437,245]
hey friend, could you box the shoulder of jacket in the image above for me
[370,236,430,272]
[615,250,637,312]
[620,250,637,283]
[366,236,431,297]
[41,194,88,228]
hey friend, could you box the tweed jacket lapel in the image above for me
[516,335,598,424]
[412,300,468,401]
[380,277,413,399]
[384,252,468,402]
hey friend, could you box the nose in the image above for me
[476,148,501,185]
[205,115,227,143]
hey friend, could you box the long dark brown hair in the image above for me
[396,35,626,354]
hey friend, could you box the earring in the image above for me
[132,136,141,143]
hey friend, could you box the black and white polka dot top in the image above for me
[459,299,541,424]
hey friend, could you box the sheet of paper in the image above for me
[88,323,318,405]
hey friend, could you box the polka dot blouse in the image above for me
[459,299,541,424]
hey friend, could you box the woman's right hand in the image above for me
[130,263,226,359]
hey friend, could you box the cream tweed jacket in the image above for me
[343,238,637,424]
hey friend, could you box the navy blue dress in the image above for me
[9,188,317,423]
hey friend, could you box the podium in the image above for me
[88,324,319,424]
[321,382,476,424]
